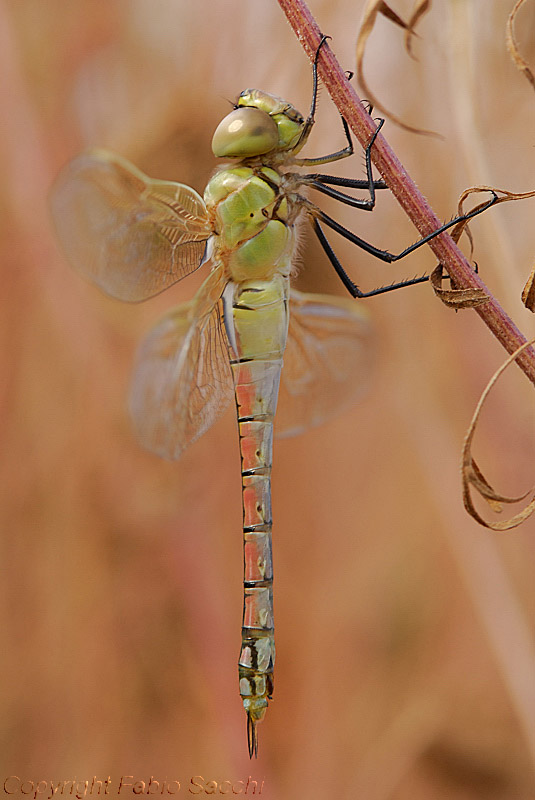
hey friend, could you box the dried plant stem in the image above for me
[278,0,535,386]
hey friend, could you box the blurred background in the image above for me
[1,0,535,797]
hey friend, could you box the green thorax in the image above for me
[204,165,295,283]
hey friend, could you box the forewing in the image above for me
[51,148,213,301]
[276,288,374,437]
[129,267,234,459]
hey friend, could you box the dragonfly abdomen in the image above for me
[223,275,289,756]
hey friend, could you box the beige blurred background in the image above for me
[1,1,535,797]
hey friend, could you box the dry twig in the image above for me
[277,0,535,385]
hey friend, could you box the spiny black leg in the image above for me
[294,40,381,168]
[291,35,359,164]
[314,220,429,298]
[306,180,386,210]
[316,191,498,263]
[309,34,330,121]
[314,219,362,296]
[293,35,330,152]
[316,209,395,262]
[361,117,385,211]
[295,114,355,167]
[299,117,386,202]
[304,175,388,190]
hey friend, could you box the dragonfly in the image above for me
[51,38,496,757]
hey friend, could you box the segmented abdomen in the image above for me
[223,274,289,749]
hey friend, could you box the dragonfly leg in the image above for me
[294,115,355,167]
[298,118,387,210]
[292,32,384,173]
[313,219,428,298]
[316,190,497,261]
[302,175,388,190]
[293,36,368,167]
[312,190,498,297]
[301,179,386,210]
[290,34,330,155]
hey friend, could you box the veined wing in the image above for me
[129,266,234,460]
[276,288,374,438]
[51,148,213,302]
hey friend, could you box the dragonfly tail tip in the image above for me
[247,714,259,759]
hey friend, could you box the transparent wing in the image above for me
[51,148,213,302]
[276,288,374,438]
[129,266,234,459]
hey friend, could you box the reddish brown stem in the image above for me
[278,0,535,386]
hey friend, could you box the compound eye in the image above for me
[212,107,279,158]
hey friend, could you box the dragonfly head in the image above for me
[211,90,304,159]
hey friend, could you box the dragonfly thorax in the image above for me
[205,165,296,283]
[211,90,304,159]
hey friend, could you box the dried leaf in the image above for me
[456,186,535,216]
[406,0,432,58]
[431,187,535,308]
[374,1,411,28]
[430,264,488,308]
[461,338,535,530]
[521,263,535,311]
[356,0,437,136]
[467,458,528,509]
[506,0,535,91]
